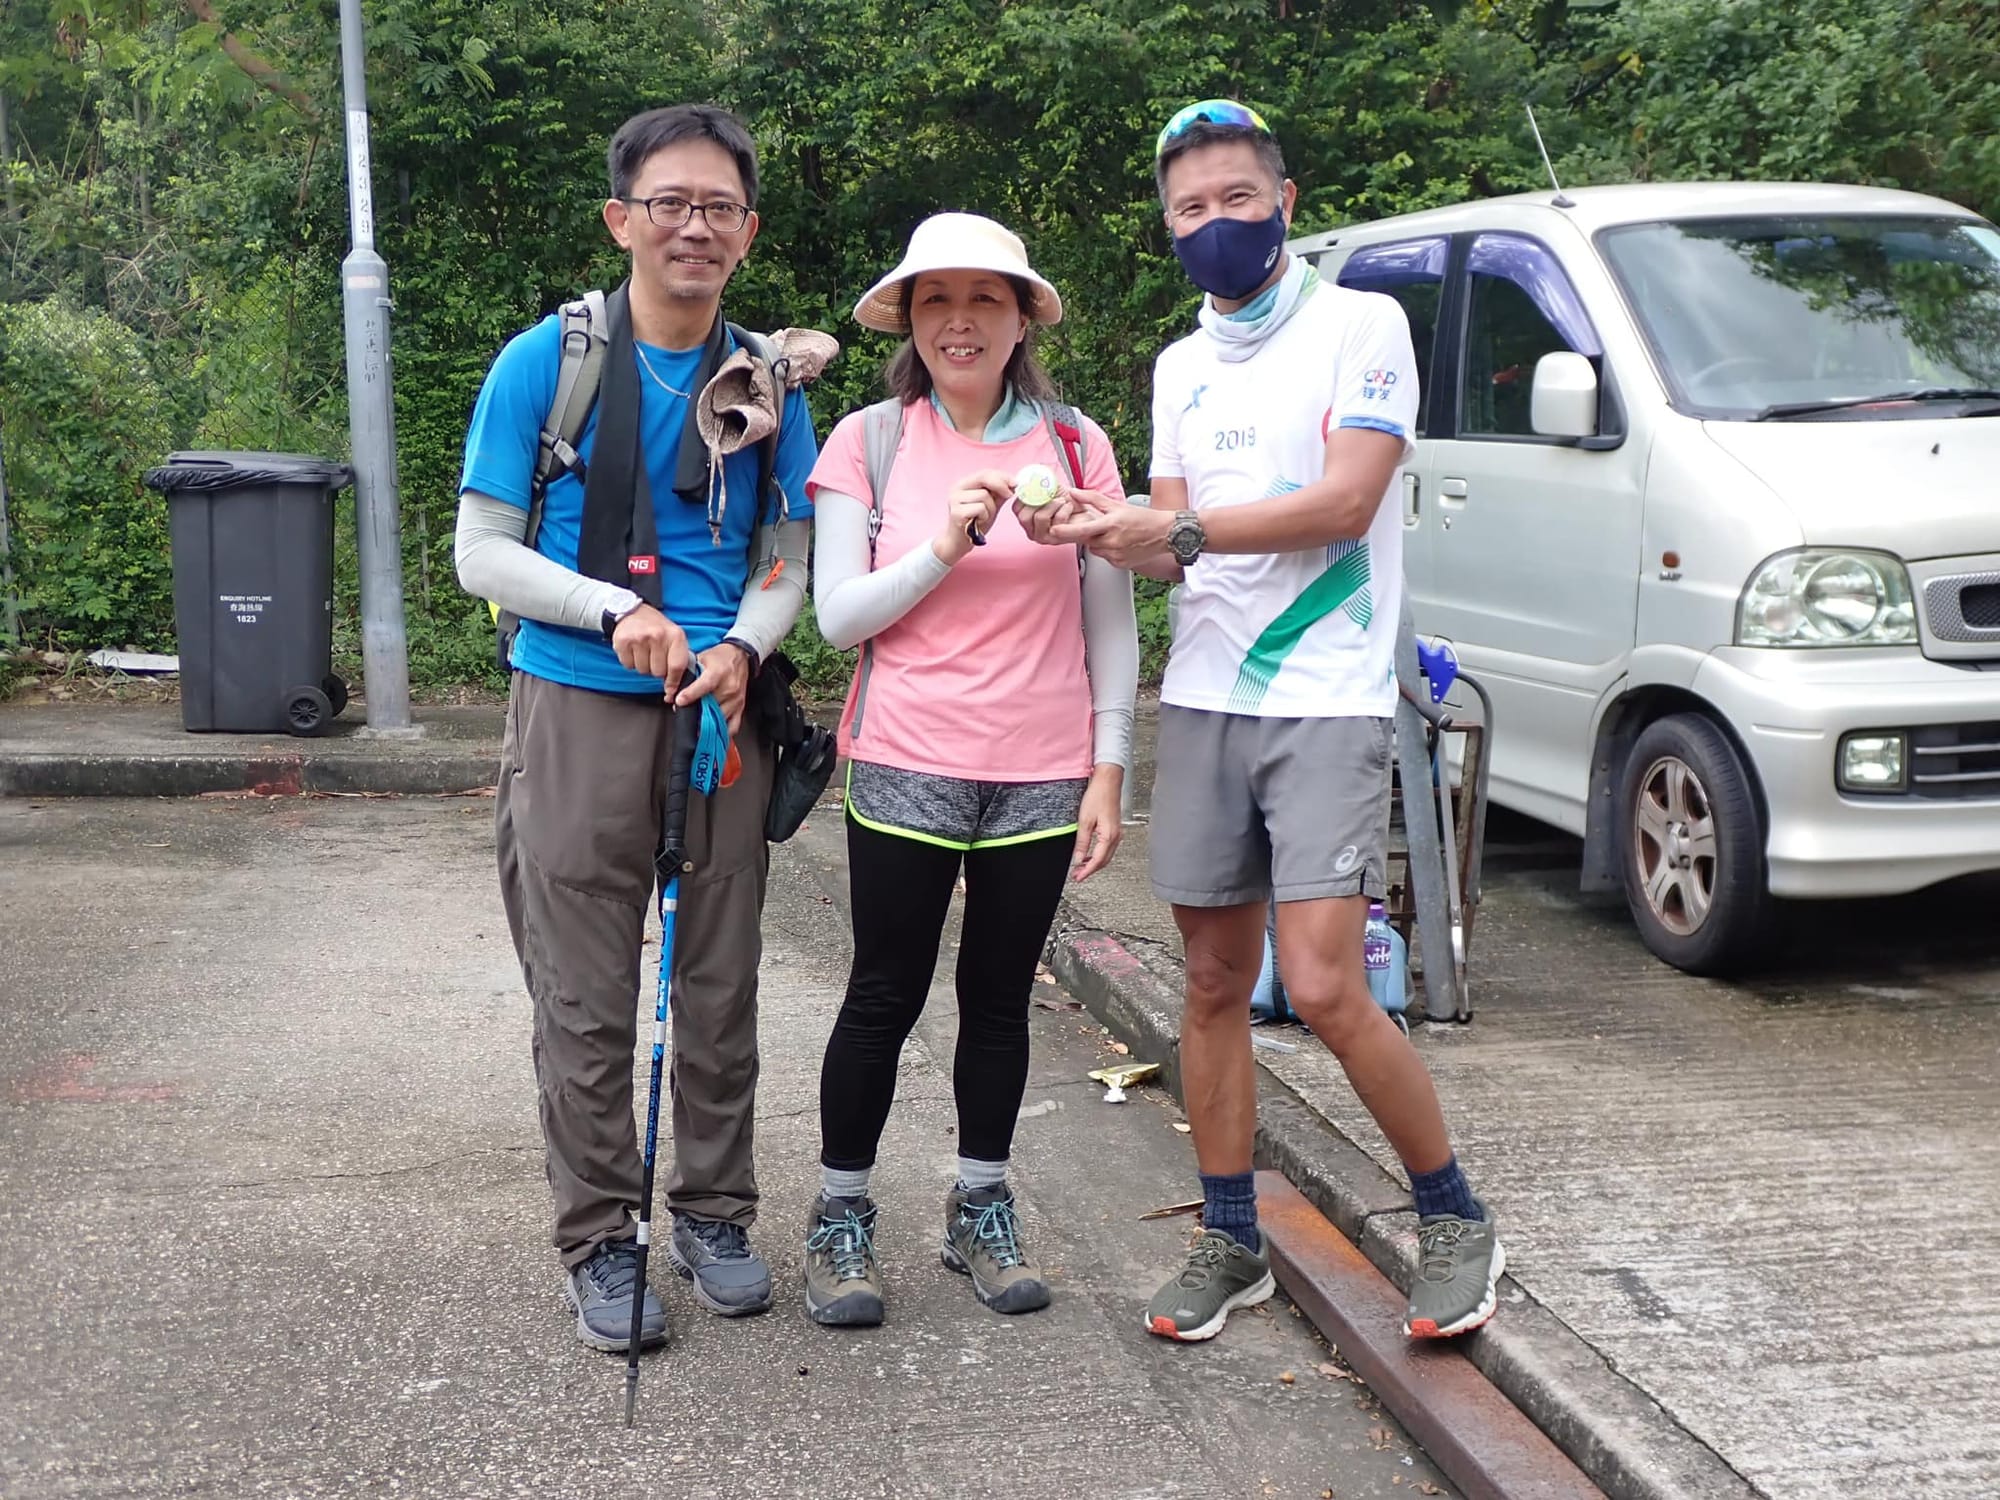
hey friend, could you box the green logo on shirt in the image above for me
[1227,540,1373,710]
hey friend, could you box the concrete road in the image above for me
[1061,751,2000,1500]
[0,796,1453,1500]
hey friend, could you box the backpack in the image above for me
[858,397,1089,561]
[490,291,798,670]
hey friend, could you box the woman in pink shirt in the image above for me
[800,213,1139,1326]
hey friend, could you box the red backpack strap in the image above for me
[1041,401,1087,487]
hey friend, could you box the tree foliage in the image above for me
[1,0,1994,684]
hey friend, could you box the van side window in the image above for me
[1460,234,1602,439]
[1335,238,1446,436]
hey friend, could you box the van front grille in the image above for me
[1909,721,2000,800]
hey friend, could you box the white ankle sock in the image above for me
[821,1165,872,1201]
[955,1156,1008,1191]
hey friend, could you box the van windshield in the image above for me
[1598,216,2000,419]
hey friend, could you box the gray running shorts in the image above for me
[846,760,1086,850]
[1149,704,1391,906]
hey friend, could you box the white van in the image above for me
[1288,183,2000,973]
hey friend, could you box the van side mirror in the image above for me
[1531,352,1599,439]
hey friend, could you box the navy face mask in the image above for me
[1172,208,1288,301]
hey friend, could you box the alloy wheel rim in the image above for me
[1633,754,1718,936]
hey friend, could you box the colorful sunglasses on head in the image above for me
[1155,99,1273,158]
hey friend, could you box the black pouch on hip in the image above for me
[749,652,838,843]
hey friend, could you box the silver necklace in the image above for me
[635,344,694,399]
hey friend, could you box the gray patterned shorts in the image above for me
[845,760,1087,850]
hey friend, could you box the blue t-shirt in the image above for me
[460,313,819,694]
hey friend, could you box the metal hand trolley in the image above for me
[1388,604,1493,1022]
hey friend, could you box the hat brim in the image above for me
[853,260,1063,335]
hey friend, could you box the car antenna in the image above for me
[1525,104,1575,208]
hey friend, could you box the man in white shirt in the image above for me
[1052,100,1503,1345]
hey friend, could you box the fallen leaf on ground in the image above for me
[1137,1198,1204,1221]
[1278,1370,1296,1385]
[1369,1426,1393,1451]
[1109,1040,1131,1055]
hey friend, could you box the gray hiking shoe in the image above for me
[1404,1205,1505,1338]
[942,1184,1051,1315]
[665,1214,773,1317]
[1145,1228,1275,1342]
[564,1238,669,1353]
[803,1194,884,1327]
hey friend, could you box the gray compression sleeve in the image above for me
[811,491,953,651]
[453,490,640,632]
[1081,548,1139,771]
[726,518,811,662]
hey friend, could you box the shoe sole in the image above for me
[804,1282,885,1327]
[1145,1270,1276,1342]
[940,1241,1052,1314]
[562,1279,669,1353]
[662,1239,773,1318]
[1405,1237,1507,1339]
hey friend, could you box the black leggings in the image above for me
[819,816,1073,1171]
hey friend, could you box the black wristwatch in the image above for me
[720,635,761,673]
[600,603,639,643]
[1166,509,1207,567]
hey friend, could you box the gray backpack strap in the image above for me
[1040,401,1087,487]
[496,290,606,672]
[860,398,906,566]
[530,288,608,547]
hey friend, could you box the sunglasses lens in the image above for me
[1156,100,1271,155]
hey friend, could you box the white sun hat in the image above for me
[853,212,1064,334]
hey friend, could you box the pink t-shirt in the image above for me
[807,400,1123,782]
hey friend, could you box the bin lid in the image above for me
[143,451,355,493]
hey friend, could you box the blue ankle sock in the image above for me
[1408,1156,1483,1221]
[1199,1172,1261,1253]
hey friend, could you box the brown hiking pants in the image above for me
[495,671,773,1268]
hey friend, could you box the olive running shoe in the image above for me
[1404,1206,1505,1338]
[1145,1228,1275,1342]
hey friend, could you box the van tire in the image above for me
[1618,713,1768,974]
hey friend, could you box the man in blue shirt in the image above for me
[455,104,818,1349]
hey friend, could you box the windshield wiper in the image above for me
[1750,387,2000,420]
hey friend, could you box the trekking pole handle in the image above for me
[661,671,704,870]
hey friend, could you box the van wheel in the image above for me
[1619,713,1768,975]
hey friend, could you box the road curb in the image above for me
[1046,901,1760,1500]
[0,750,500,799]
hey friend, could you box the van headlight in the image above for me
[1736,549,1917,647]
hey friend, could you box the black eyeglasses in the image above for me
[622,195,752,233]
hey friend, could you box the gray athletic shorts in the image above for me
[846,760,1086,850]
[1149,704,1391,906]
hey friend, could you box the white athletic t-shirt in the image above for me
[1151,278,1419,719]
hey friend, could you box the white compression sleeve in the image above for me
[1081,548,1139,771]
[811,491,953,651]
[726,518,811,661]
[453,490,641,632]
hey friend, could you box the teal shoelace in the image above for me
[808,1209,876,1281]
[962,1197,1026,1270]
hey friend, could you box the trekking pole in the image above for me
[625,681,704,1426]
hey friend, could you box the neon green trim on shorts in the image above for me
[843,761,1078,851]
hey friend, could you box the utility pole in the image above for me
[337,0,413,730]
[0,418,18,645]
